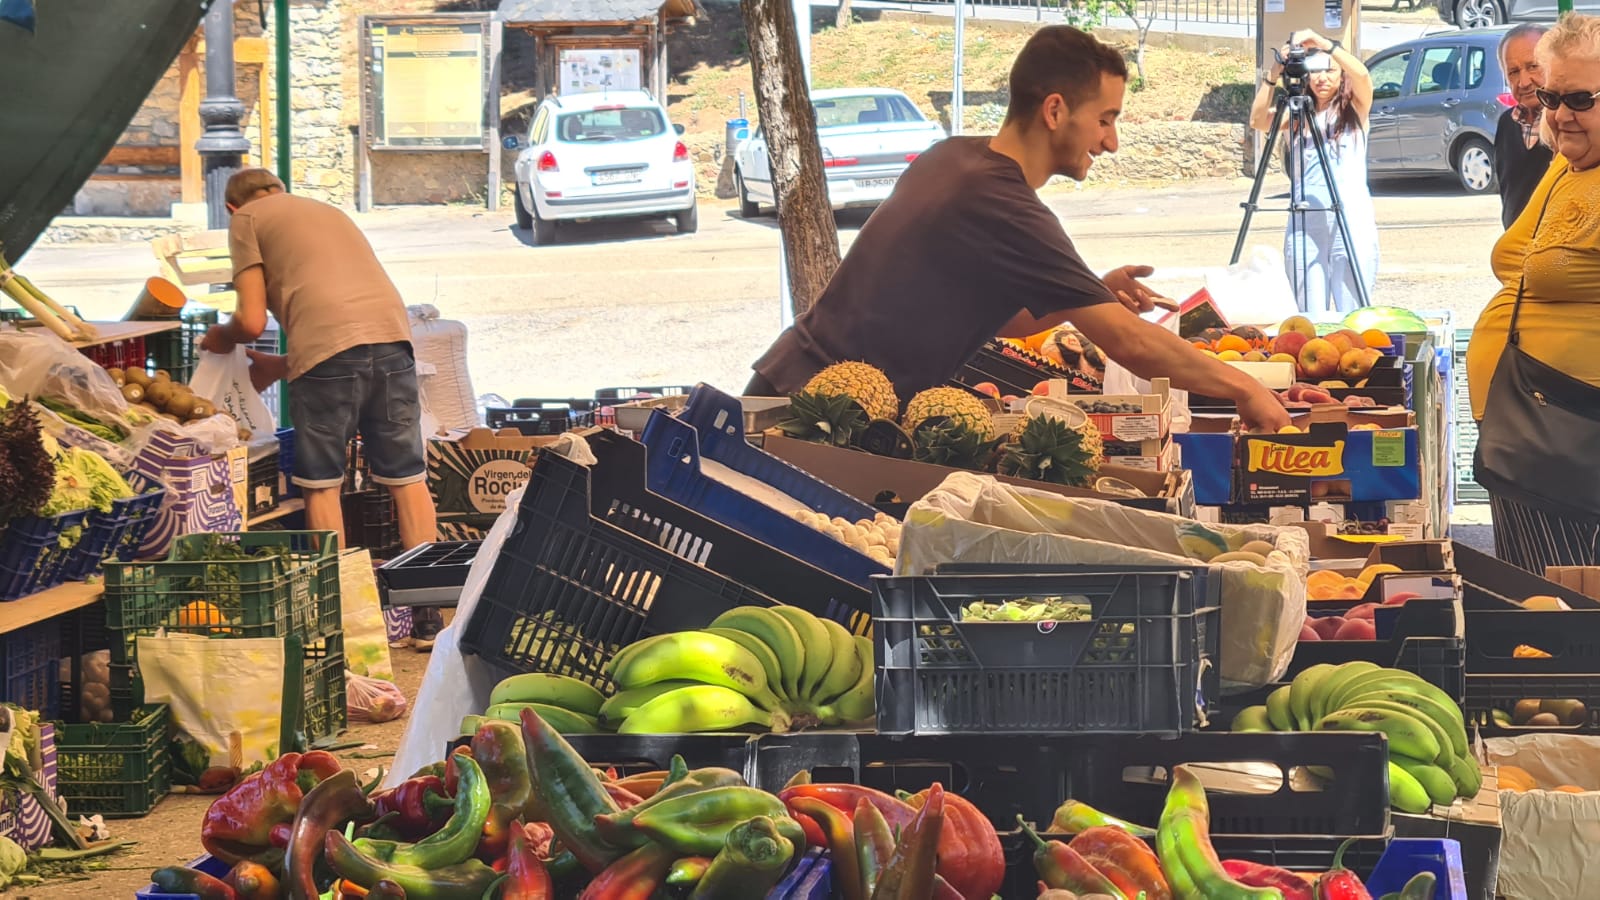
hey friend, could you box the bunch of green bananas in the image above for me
[1232,662,1481,814]
[465,672,611,735]
[597,605,875,735]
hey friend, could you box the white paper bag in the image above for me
[1482,733,1600,898]
[136,633,286,768]
[1203,245,1300,327]
[191,347,276,439]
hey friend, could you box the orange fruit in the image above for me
[1192,340,1212,351]
[1216,334,1252,354]
[175,600,233,635]
[1555,784,1587,793]
[1514,644,1554,659]
[1496,765,1537,792]
[1360,329,1393,349]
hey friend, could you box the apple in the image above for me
[1338,349,1375,380]
[1298,338,1340,380]
[1326,331,1356,356]
[972,381,1001,399]
[1337,328,1368,350]
[1001,394,1020,405]
[1279,315,1318,340]
[1310,616,1347,640]
[1300,623,1322,642]
[1272,331,1310,360]
[1333,618,1378,640]
[1347,602,1379,621]
[1383,591,1422,606]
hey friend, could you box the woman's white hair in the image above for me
[1537,13,1600,68]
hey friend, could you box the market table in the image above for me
[0,580,102,634]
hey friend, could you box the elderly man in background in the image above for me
[1496,23,1554,228]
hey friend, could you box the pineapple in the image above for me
[913,418,1001,471]
[902,387,996,440]
[779,361,898,448]
[804,361,899,422]
[998,415,1102,487]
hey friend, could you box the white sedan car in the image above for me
[509,90,697,244]
[733,88,947,217]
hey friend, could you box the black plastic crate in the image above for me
[144,305,218,384]
[1292,598,1465,701]
[1456,542,1600,610]
[378,541,480,608]
[458,430,872,688]
[246,451,281,519]
[1463,671,1600,735]
[594,385,695,403]
[276,428,299,498]
[1000,829,1388,898]
[562,734,757,781]
[486,399,598,436]
[952,341,1094,398]
[343,489,400,558]
[874,567,1221,735]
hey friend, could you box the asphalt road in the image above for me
[20,172,1500,404]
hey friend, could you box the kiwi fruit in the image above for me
[190,400,215,420]
[125,368,151,387]
[166,393,196,419]
[1527,712,1562,727]
[237,427,253,442]
[145,381,175,410]
[1542,699,1588,726]
[152,370,171,383]
[1513,699,1543,726]
[121,382,145,403]
[106,367,125,386]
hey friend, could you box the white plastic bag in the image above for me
[0,331,128,422]
[190,347,276,439]
[1203,245,1300,327]
[897,472,1309,690]
[347,671,409,723]
[1102,314,1192,434]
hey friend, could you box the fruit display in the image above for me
[1491,698,1588,729]
[472,606,875,737]
[185,715,1006,899]
[1230,663,1480,813]
[997,414,1103,487]
[779,361,901,447]
[107,367,221,424]
[1305,565,1400,601]
[1493,764,1592,793]
[1189,316,1392,391]
[787,509,900,568]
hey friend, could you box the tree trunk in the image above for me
[741,0,841,318]
[836,0,852,29]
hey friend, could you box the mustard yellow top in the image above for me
[1467,158,1600,420]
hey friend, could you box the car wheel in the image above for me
[1455,137,1497,194]
[513,184,533,230]
[1454,0,1503,28]
[736,170,760,219]
[530,207,558,245]
[676,201,699,234]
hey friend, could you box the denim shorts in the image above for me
[289,341,426,489]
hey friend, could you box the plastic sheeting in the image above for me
[0,0,212,264]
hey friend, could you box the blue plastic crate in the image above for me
[276,427,299,497]
[59,477,166,581]
[0,510,90,601]
[1366,837,1469,900]
[135,855,228,899]
[640,384,889,588]
[1,619,61,717]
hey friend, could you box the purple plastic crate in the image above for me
[0,510,90,601]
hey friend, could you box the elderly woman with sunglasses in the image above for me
[1468,14,1600,572]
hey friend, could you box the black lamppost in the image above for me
[196,0,251,229]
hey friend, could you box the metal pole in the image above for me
[953,0,965,135]
[275,0,291,188]
[197,0,251,230]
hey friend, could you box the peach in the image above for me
[1278,315,1318,339]
[1333,618,1377,640]
[1298,338,1340,380]
[1326,331,1356,356]
[1338,348,1376,380]
[1272,330,1310,359]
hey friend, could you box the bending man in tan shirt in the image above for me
[202,169,443,644]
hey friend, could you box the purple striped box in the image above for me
[0,723,59,850]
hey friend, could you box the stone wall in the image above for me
[372,151,494,205]
[1085,122,1252,183]
[284,0,352,204]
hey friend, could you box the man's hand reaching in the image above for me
[1236,380,1292,433]
[1102,265,1158,314]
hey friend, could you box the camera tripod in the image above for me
[1231,79,1372,312]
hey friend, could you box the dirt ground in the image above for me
[34,629,438,898]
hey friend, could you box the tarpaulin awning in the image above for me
[0,0,213,265]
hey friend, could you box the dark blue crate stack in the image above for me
[639,385,890,591]
[0,509,91,601]
[874,564,1222,736]
[276,428,299,498]
[59,475,167,581]
[1,619,61,718]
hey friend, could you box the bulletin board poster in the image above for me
[559,48,643,95]
[366,19,488,149]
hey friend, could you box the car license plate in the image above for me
[855,177,896,189]
[592,169,643,186]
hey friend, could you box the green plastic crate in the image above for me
[302,636,347,745]
[55,704,171,818]
[102,531,340,665]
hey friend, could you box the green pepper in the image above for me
[665,856,714,888]
[874,782,946,900]
[688,815,795,900]
[790,796,863,900]
[471,720,535,818]
[518,707,622,873]
[284,770,375,900]
[1017,816,1125,898]
[854,797,896,898]
[325,829,497,899]
[355,754,491,870]
[574,842,675,900]
[630,785,792,856]
[591,766,748,849]
[1378,871,1436,900]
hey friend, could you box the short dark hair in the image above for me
[1005,26,1128,126]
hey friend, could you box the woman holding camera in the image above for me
[1250,30,1378,316]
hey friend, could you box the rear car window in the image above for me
[812,95,924,128]
[557,107,666,142]
[1417,47,1460,95]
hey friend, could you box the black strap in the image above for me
[1510,168,1568,344]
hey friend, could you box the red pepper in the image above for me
[875,782,945,900]
[603,781,644,811]
[478,807,516,863]
[269,823,292,850]
[575,841,675,900]
[1069,825,1172,900]
[1314,839,1373,900]
[503,818,554,899]
[905,787,1006,900]
[1224,860,1315,900]
[780,783,915,849]
[369,775,455,841]
[443,745,473,797]
[201,752,343,867]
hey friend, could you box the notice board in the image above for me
[361,14,492,150]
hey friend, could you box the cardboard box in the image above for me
[1034,379,1173,440]
[760,432,1194,517]
[1544,566,1600,602]
[1294,522,1454,569]
[1106,436,1175,472]
[426,428,560,530]
[1173,422,1420,506]
[0,723,57,851]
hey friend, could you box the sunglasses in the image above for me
[1536,88,1600,111]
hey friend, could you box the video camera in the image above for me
[1274,42,1334,95]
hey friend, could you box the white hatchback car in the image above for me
[732,88,947,217]
[509,90,697,244]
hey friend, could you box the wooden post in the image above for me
[179,36,203,204]
[740,0,840,318]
